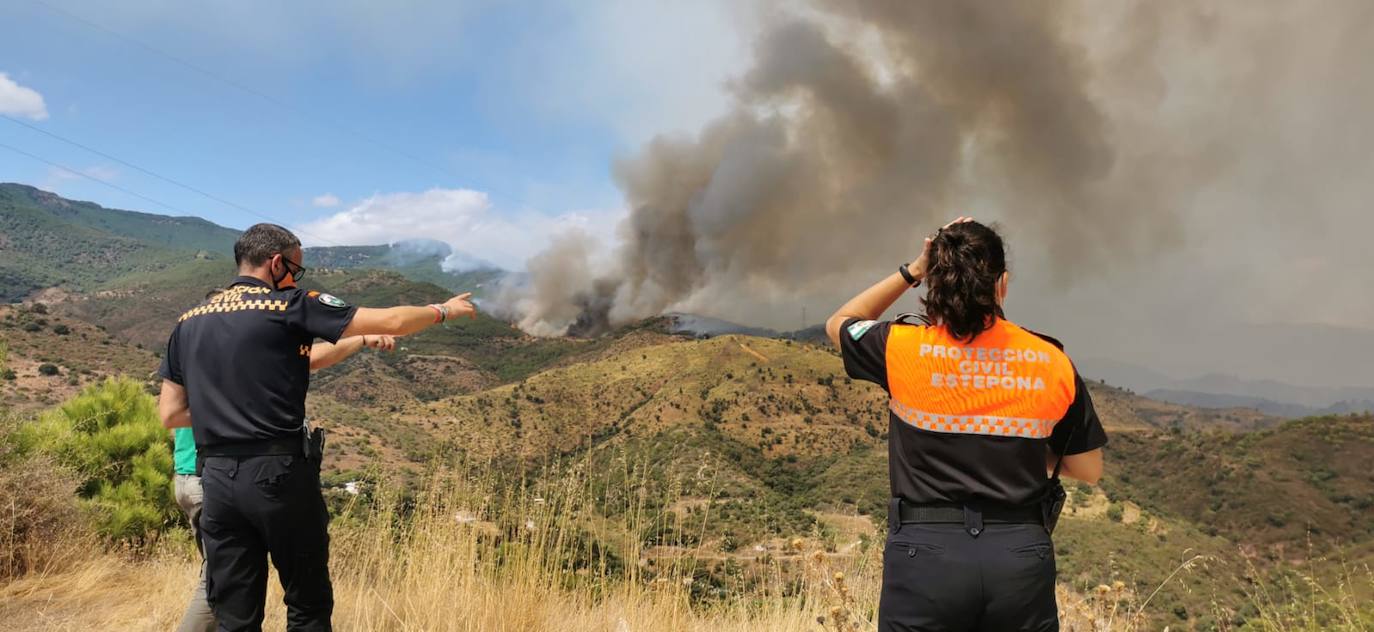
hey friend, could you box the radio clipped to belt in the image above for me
[1041,418,1077,534]
[301,419,326,464]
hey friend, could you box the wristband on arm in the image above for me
[898,263,921,287]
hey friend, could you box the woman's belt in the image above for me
[198,436,303,458]
[897,499,1043,525]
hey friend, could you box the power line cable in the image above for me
[1,114,342,246]
[0,140,192,216]
[32,0,467,185]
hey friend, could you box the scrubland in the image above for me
[4,456,1371,632]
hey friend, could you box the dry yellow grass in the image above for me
[3,458,1368,631]
[0,460,884,632]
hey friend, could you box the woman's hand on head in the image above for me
[912,216,974,277]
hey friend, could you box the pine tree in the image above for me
[15,377,177,543]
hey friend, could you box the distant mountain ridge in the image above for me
[1082,356,1374,416]
[1146,388,1374,418]
[0,183,503,302]
[304,239,505,295]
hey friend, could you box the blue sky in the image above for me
[0,0,748,264]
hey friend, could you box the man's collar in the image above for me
[230,275,270,288]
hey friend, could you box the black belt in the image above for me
[898,500,1043,525]
[199,437,303,458]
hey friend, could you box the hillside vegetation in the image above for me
[5,184,1370,630]
[0,183,238,301]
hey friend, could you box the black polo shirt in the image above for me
[159,276,357,448]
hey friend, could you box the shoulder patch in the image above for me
[317,293,348,309]
[847,320,879,341]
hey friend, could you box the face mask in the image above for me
[270,257,295,290]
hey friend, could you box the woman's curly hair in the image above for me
[919,221,1007,342]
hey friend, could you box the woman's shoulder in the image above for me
[1000,319,1070,355]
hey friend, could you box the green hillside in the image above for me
[304,332,1366,629]
[1105,415,1374,552]
[0,184,505,305]
[0,183,239,301]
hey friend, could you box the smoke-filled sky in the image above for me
[3,0,1370,389]
[494,0,1374,389]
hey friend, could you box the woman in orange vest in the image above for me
[826,218,1106,631]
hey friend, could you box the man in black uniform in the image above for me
[157,223,476,631]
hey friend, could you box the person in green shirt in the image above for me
[171,332,396,632]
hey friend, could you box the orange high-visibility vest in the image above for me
[885,319,1077,440]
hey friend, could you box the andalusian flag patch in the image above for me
[847,320,878,341]
[317,293,348,309]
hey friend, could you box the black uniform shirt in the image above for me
[840,317,1108,506]
[158,276,358,448]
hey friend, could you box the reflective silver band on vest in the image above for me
[889,399,1056,439]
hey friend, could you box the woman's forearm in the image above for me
[823,218,970,351]
[309,336,365,371]
[825,266,920,350]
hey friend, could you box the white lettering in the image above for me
[919,343,933,357]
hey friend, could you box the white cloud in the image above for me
[296,188,624,271]
[0,73,49,121]
[311,193,341,208]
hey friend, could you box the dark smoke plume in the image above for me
[495,0,1211,336]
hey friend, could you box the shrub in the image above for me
[0,452,91,578]
[38,363,59,376]
[12,377,178,544]
[0,414,92,578]
[52,324,71,335]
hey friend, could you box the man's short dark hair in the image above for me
[234,223,301,267]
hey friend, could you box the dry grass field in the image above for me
[5,459,1371,632]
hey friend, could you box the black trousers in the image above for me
[200,455,333,632]
[879,520,1058,631]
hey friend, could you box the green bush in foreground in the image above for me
[12,377,178,544]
